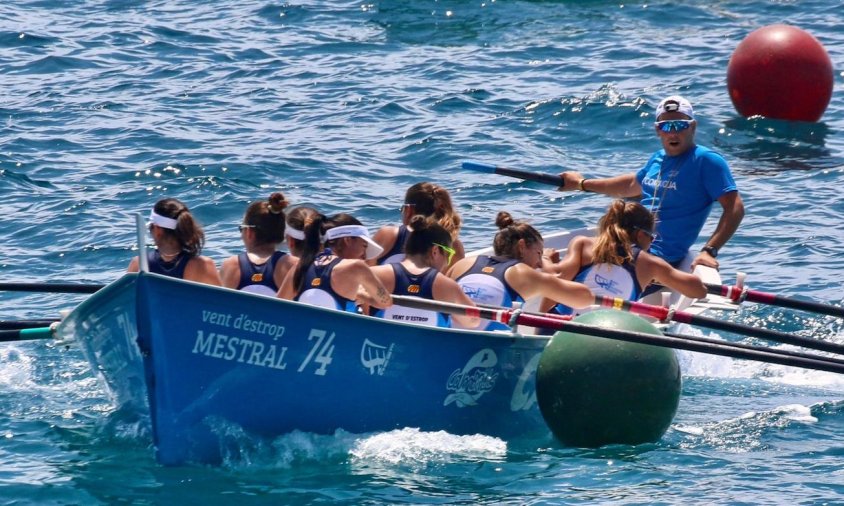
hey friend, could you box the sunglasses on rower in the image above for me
[433,242,456,266]
[655,119,694,133]
[634,226,658,241]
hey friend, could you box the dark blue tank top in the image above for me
[376,263,451,327]
[236,251,287,292]
[148,250,191,279]
[295,255,357,312]
[455,256,523,331]
[377,225,410,265]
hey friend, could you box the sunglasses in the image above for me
[433,242,456,266]
[634,226,658,241]
[400,203,415,212]
[655,119,694,133]
[238,224,256,232]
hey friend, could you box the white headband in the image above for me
[325,225,370,241]
[149,210,178,230]
[324,225,384,260]
[285,226,305,240]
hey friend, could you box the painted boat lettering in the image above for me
[192,330,289,370]
[444,349,499,407]
[297,328,335,376]
[360,338,394,375]
[510,352,541,412]
[199,310,286,339]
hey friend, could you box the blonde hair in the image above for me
[404,182,462,240]
[593,200,654,265]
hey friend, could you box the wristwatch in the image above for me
[701,245,719,258]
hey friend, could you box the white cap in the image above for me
[324,225,384,260]
[655,95,695,120]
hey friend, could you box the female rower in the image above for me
[220,192,297,296]
[370,182,465,266]
[543,200,706,316]
[277,213,392,311]
[284,205,319,257]
[447,212,593,331]
[370,215,479,328]
[128,197,222,285]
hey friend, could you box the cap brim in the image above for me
[362,236,384,260]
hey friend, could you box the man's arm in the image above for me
[692,191,745,269]
[558,171,642,198]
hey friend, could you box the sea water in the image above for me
[1,1,843,504]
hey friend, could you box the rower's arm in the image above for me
[692,191,745,269]
[558,172,641,198]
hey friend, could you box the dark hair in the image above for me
[292,212,363,293]
[243,192,289,246]
[492,211,543,259]
[404,215,452,256]
[153,198,205,256]
[593,200,655,265]
[285,206,319,256]
[404,182,461,240]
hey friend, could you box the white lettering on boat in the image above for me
[192,330,288,370]
[297,328,335,376]
[444,349,499,408]
[201,310,232,327]
[197,309,286,339]
[510,352,541,412]
[360,338,394,375]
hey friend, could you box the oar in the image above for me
[0,282,104,294]
[0,319,60,330]
[595,296,844,356]
[390,295,844,375]
[462,161,564,187]
[0,327,54,343]
[706,283,844,319]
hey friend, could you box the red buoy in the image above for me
[727,24,834,122]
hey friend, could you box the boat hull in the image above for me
[65,273,550,465]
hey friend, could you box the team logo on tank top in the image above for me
[407,284,420,294]
[481,266,495,273]
[311,278,322,287]
[251,273,264,282]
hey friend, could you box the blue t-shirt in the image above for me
[636,145,737,263]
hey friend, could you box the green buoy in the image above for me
[536,309,681,447]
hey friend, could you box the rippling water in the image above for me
[1,1,843,504]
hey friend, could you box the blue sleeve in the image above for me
[701,150,737,200]
[636,152,659,186]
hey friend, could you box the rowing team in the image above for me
[128,182,706,331]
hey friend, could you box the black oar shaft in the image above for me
[390,295,844,375]
[662,330,844,366]
[462,161,563,186]
[514,314,844,375]
[596,296,844,356]
[0,327,54,343]
[675,311,844,356]
[0,282,103,294]
[0,319,60,330]
[706,283,844,319]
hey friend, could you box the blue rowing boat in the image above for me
[58,271,551,465]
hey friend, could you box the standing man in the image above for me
[557,95,744,270]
